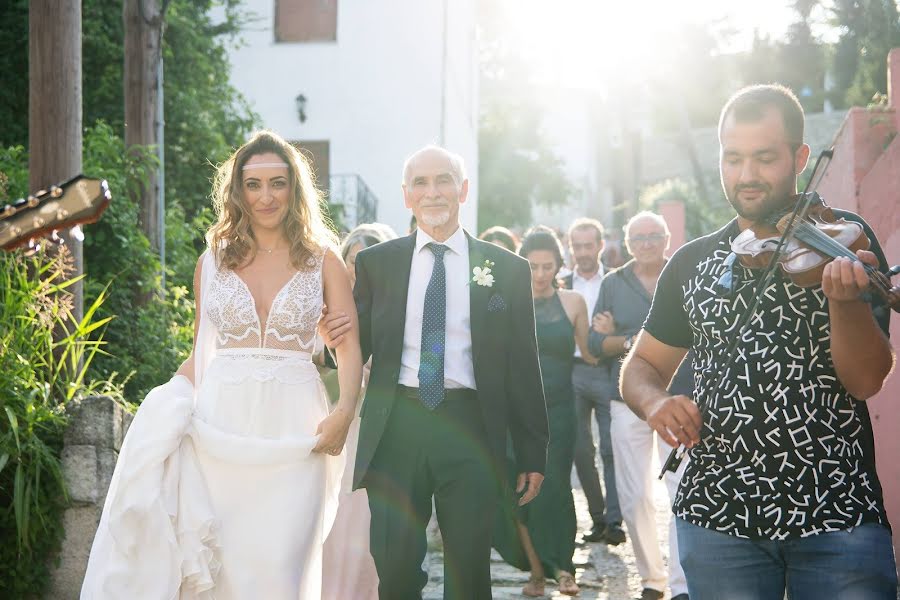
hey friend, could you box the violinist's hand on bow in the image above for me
[822,250,877,304]
[646,394,702,449]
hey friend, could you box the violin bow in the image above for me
[658,149,833,479]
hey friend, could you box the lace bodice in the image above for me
[205,254,324,353]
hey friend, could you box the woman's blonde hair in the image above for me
[207,130,338,270]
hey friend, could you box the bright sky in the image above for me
[491,0,829,89]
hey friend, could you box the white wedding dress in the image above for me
[81,250,343,599]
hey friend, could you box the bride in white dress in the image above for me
[81,130,362,599]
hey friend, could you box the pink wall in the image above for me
[658,199,686,253]
[816,48,900,565]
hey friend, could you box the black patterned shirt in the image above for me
[644,212,891,540]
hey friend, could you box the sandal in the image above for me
[557,571,580,596]
[522,574,546,597]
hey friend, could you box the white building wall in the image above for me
[531,87,613,232]
[221,0,479,235]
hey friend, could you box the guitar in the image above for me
[0,175,111,251]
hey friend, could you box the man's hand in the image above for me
[317,304,352,348]
[646,395,702,448]
[516,472,544,506]
[592,311,615,335]
[822,251,876,304]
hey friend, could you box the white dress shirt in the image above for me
[571,266,604,358]
[399,227,476,390]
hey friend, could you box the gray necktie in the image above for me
[418,243,448,409]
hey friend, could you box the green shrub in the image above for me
[0,250,118,599]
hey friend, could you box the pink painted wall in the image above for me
[658,199,686,253]
[816,48,900,565]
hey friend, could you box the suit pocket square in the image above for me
[487,294,507,312]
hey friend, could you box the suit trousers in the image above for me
[364,386,497,600]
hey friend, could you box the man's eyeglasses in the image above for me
[626,233,667,245]
[715,252,740,296]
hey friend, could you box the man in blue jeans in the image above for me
[563,218,626,546]
[620,84,897,599]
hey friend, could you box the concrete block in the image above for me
[61,445,98,505]
[46,505,101,600]
[64,396,125,451]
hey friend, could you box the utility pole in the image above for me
[29,0,83,321]
[124,0,169,293]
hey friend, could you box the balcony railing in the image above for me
[328,174,379,230]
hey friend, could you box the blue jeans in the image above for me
[572,363,621,526]
[676,517,898,599]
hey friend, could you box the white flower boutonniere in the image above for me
[472,260,495,287]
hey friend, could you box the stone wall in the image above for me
[48,396,132,599]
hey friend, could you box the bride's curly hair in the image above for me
[207,130,338,270]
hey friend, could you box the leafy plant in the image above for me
[0,249,119,599]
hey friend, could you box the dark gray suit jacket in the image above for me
[350,231,549,489]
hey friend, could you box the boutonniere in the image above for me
[472,259,495,287]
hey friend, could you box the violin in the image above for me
[730,192,900,311]
[658,149,900,479]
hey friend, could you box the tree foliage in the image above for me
[0,1,259,400]
[477,1,577,230]
[478,100,576,229]
[831,0,900,107]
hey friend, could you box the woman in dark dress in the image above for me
[494,226,597,597]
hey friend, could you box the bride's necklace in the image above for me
[258,244,288,254]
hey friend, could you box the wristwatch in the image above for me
[623,336,633,351]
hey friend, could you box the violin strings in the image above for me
[793,222,893,295]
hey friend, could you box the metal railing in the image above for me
[328,174,378,230]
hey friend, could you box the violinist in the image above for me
[620,84,897,599]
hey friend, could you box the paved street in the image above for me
[423,472,678,600]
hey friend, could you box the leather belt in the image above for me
[396,384,477,402]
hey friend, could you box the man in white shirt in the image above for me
[562,218,625,545]
[321,146,549,600]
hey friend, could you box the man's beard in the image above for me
[420,210,450,227]
[576,256,599,273]
[726,176,796,222]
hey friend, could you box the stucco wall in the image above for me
[220,0,479,235]
[815,49,900,568]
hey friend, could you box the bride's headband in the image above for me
[242,162,289,171]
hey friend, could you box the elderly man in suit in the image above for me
[321,145,549,600]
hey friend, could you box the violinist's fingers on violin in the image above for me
[851,259,869,290]
[839,257,860,289]
[855,249,878,266]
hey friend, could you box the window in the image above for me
[275,0,337,43]
[292,141,330,192]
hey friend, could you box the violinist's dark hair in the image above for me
[718,84,805,150]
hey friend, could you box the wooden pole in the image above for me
[123,0,164,261]
[29,0,83,322]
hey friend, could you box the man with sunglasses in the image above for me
[620,84,896,599]
[589,211,690,600]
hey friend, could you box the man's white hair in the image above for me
[624,210,670,236]
[401,145,467,187]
